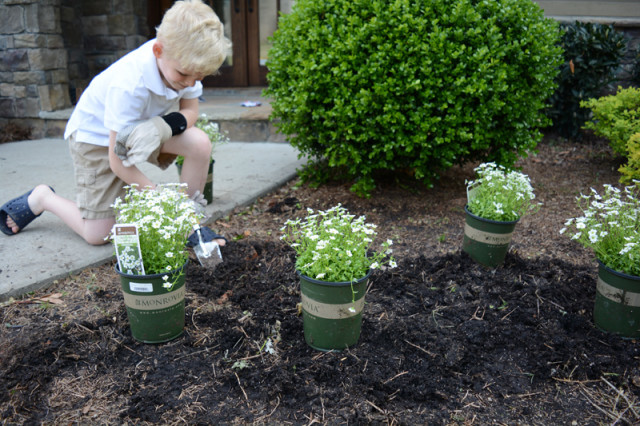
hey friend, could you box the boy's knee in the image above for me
[83,219,114,246]
[85,235,110,246]
[193,130,212,157]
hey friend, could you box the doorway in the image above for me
[148,1,294,87]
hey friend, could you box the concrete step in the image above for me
[39,87,287,143]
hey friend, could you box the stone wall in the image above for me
[0,0,148,138]
[0,0,69,137]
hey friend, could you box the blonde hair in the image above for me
[156,0,232,76]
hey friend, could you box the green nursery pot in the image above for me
[594,260,640,338]
[298,270,371,351]
[462,205,519,267]
[116,262,187,344]
[176,160,214,205]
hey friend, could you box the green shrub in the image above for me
[547,22,627,139]
[619,133,640,183]
[581,86,640,155]
[265,0,562,196]
[581,86,640,183]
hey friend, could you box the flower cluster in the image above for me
[280,204,396,282]
[560,183,640,276]
[176,113,229,165]
[466,162,539,222]
[111,184,202,280]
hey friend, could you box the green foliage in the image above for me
[619,133,640,183]
[266,0,562,196]
[547,22,627,139]
[582,86,640,155]
[581,86,640,185]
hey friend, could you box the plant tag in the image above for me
[466,183,479,204]
[129,282,153,293]
[113,224,145,275]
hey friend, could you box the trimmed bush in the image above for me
[266,0,563,196]
[581,86,640,183]
[620,133,640,184]
[547,22,627,139]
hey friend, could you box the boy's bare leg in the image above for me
[161,127,211,197]
[161,128,225,246]
[6,184,114,245]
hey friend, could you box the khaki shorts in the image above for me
[69,136,125,220]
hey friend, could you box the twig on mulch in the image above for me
[1,293,64,307]
[580,377,640,425]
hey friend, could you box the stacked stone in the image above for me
[0,0,70,137]
[0,0,148,139]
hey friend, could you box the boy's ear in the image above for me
[152,41,163,58]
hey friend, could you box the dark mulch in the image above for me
[2,134,639,424]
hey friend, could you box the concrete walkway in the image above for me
[0,137,305,301]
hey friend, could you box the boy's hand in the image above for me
[115,116,172,167]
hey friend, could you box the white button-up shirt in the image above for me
[65,39,202,146]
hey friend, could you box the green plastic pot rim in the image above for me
[597,259,640,281]
[464,205,520,225]
[115,261,188,280]
[297,269,372,287]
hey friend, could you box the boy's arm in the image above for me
[178,97,199,128]
[113,97,199,169]
[108,130,155,188]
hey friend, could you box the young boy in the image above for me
[1,0,230,245]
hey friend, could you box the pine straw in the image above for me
[581,377,640,425]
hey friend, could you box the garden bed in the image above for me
[2,135,639,424]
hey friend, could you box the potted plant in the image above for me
[110,183,202,343]
[281,204,397,351]
[560,183,640,338]
[463,162,539,267]
[175,113,229,204]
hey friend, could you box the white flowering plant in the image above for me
[280,204,397,282]
[560,183,640,276]
[176,113,229,166]
[111,184,202,286]
[466,162,539,222]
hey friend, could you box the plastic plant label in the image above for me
[114,224,145,275]
[129,282,154,293]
